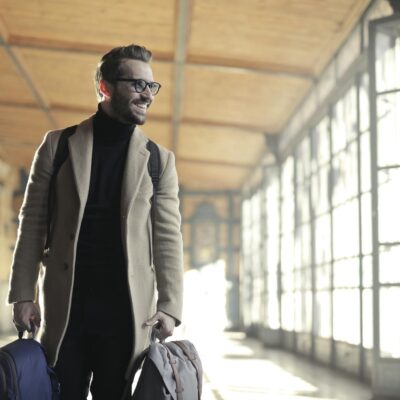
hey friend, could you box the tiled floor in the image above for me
[0,329,373,400]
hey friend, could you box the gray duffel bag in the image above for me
[121,330,202,400]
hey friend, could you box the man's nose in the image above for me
[142,85,154,100]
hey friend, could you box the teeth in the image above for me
[135,103,147,109]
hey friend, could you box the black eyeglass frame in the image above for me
[111,78,162,95]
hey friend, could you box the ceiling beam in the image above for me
[3,34,175,61]
[177,156,253,169]
[186,57,315,81]
[181,117,279,135]
[171,0,192,154]
[0,38,57,129]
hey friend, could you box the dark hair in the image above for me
[94,44,152,100]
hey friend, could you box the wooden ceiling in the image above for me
[0,0,371,190]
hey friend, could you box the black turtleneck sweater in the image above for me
[76,105,134,268]
[68,104,135,336]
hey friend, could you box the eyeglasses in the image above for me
[112,78,162,95]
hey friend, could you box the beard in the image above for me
[110,94,147,125]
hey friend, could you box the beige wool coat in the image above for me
[7,115,184,375]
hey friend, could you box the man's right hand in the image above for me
[12,301,41,332]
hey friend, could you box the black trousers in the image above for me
[54,331,132,400]
[54,265,133,400]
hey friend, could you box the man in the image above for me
[7,44,184,399]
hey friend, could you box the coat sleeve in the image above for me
[152,150,184,325]
[7,132,54,304]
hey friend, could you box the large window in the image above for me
[294,138,312,334]
[312,117,332,339]
[265,169,280,329]
[374,21,400,358]
[281,157,295,331]
[239,2,399,382]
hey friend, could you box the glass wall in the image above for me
[311,117,332,341]
[240,0,398,382]
[374,19,400,359]
[280,157,295,332]
[265,169,280,330]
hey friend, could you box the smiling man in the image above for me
[8,44,184,399]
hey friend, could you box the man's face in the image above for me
[107,59,155,125]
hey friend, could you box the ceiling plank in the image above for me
[171,0,193,154]
[177,159,250,190]
[187,0,371,76]
[177,123,266,166]
[0,0,177,57]
[0,105,52,144]
[0,46,38,106]
[183,64,311,132]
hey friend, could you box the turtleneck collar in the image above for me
[93,103,135,142]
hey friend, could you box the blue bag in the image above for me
[0,332,60,400]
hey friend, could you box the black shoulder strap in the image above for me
[44,125,77,252]
[146,139,161,242]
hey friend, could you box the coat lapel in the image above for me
[68,116,94,207]
[121,126,150,217]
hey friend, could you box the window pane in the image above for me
[359,73,370,133]
[363,255,373,288]
[295,290,312,333]
[296,181,310,224]
[311,117,330,170]
[331,141,358,206]
[334,258,359,288]
[251,277,263,324]
[282,269,294,292]
[380,287,400,358]
[379,245,400,284]
[266,289,280,329]
[361,193,372,255]
[296,137,310,183]
[360,132,371,193]
[377,92,400,167]
[316,264,330,290]
[295,224,311,269]
[378,168,400,243]
[333,288,360,345]
[332,87,357,154]
[315,214,331,264]
[282,292,295,331]
[363,288,373,349]
[332,200,360,259]
[375,26,400,93]
[311,166,330,215]
[281,233,294,274]
[315,290,331,338]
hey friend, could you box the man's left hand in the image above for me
[145,311,176,341]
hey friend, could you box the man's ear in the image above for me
[99,79,112,98]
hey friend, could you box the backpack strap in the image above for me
[174,341,203,399]
[164,344,184,400]
[44,125,77,253]
[146,139,161,243]
[45,132,160,256]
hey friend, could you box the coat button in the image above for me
[63,262,69,270]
